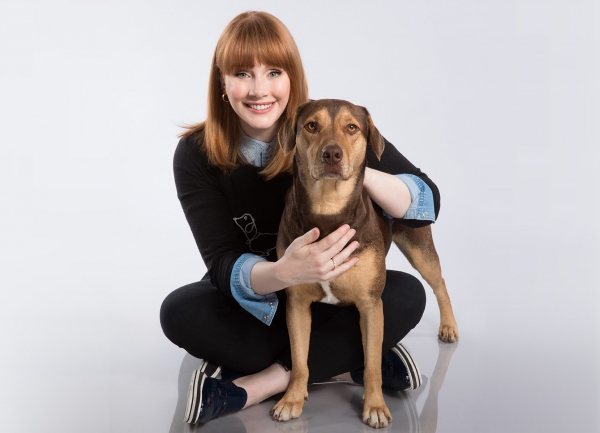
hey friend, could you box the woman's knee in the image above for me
[382,271,427,344]
[384,271,426,317]
[159,281,214,347]
[159,285,187,346]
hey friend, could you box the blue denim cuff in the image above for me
[383,174,435,222]
[230,253,279,325]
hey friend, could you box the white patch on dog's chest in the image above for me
[319,281,340,305]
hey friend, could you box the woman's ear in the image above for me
[365,108,385,160]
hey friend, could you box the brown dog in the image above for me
[271,99,458,428]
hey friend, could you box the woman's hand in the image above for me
[250,224,359,295]
[277,224,360,286]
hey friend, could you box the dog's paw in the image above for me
[271,392,307,422]
[362,398,392,429]
[438,322,459,343]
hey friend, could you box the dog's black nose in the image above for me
[322,145,343,165]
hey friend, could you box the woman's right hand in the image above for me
[276,224,360,287]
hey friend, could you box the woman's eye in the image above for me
[235,72,250,78]
[268,70,282,77]
[306,122,317,131]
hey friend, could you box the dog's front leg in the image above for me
[271,287,313,422]
[357,298,392,428]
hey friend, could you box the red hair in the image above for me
[182,11,308,179]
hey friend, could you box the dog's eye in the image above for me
[305,122,318,132]
[348,124,359,132]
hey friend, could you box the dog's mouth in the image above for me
[311,163,346,180]
[322,164,343,177]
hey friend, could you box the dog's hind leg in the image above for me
[357,297,392,428]
[271,287,314,422]
[392,222,459,342]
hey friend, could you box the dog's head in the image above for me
[278,99,384,181]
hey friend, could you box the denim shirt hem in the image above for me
[230,253,278,325]
[382,174,435,222]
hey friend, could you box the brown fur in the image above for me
[272,99,457,429]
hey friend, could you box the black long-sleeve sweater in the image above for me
[173,130,440,300]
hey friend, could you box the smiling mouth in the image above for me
[245,102,274,112]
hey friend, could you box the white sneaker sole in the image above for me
[391,343,422,390]
[184,370,205,424]
[183,360,222,424]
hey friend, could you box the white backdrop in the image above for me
[1,1,598,432]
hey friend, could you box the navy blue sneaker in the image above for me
[197,359,221,379]
[351,342,422,391]
[193,359,243,383]
[184,371,247,424]
[219,368,244,382]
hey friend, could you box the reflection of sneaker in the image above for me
[183,371,247,424]
[351,342,422,391]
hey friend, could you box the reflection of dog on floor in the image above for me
[272,99,458,428]
[233,213,277,257]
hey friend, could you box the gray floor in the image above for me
[169,337,456,433]
[165,299,599,433]
[1,1,598,432]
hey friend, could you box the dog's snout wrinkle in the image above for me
[321,145,343,165]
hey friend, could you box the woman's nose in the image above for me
[249,76,268,98]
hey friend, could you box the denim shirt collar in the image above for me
[239,131,277,168]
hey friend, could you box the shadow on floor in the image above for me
[168,340,458,433]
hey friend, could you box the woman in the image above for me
[160,11,439,425]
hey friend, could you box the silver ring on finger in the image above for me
[331,257,338,270]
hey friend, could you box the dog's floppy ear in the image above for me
[277,101,311,155]
[277,115,297,155]
[364,108,385,160]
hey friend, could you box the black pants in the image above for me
[160,271,426,383]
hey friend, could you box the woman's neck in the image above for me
[240,123,278,143]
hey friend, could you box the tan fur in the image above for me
[392,222,458,342]
[296,107,369,183]
[330,248,383,303]
[308,177,359,215]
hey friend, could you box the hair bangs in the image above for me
[217,19,293,75]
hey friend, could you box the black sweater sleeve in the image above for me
[173,134,246,299]
[366,137,441,228]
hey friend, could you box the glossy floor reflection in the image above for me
[168,339,458,433]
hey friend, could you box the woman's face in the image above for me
[223,64,291,142]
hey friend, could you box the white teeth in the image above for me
[249,103,273,110]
